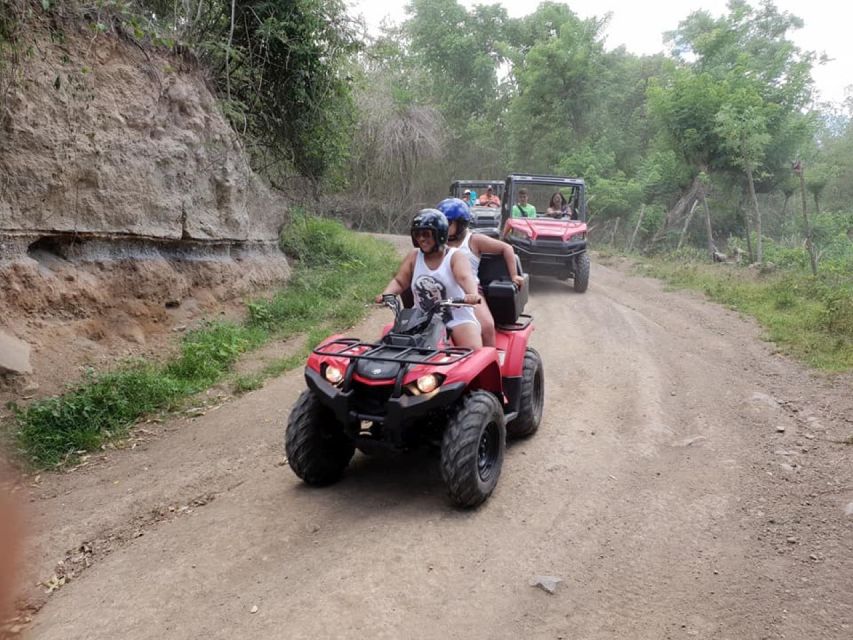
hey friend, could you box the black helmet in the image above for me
[410,208,449,253]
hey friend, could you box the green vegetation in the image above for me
[634,250,852,371]
[8,214,395,468]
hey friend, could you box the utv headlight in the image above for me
[323,364,344,385]
[509,228,529,240]
[569,232,586,241]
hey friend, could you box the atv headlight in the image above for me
[407,373,445,395]
[416,374,442,394]
[323,364,344,385]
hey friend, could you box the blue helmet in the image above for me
[437,197,472,224]
[411,208,449,253]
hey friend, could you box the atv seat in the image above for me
[477,253,529,325]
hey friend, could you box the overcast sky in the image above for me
[346,0,851,106]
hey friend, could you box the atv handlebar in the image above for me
[374,294,477,311]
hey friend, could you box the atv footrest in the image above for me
[314,338,472,366]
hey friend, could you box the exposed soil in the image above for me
[4,247,852,639]
[0,244,289,410]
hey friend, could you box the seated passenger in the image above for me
[438,198,524,348]
[376,209,482,349]
[475,185,501,208]
[463,189,477,207]
[546,191,570,218]
[510,187,536,218]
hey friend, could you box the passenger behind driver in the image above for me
[437,198,524,348]
[376,209,482,350]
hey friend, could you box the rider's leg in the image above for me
[474,300,496,347]
[450,322,483,350]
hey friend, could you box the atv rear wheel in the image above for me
[507,348,544,438]
[440,391,505,508]
[285,389,354,486]
[573,252,590,293]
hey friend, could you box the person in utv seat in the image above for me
[546,191,571,218]
[437,198,524,348]
[510,187,537,218]
[476,185,501,208]
[376,209,482,349]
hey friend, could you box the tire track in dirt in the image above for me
[20,252,853,640]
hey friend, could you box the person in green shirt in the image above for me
[511,188,537,218]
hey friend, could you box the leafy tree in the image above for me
[715,87,772,261]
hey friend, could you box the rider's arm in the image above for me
[450,252,481,304]
[471,235,524,289]
[376,251,415,302]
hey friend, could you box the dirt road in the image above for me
[16,253,853,639]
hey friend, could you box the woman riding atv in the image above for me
[437,198,524,347]
[376,209,483,349]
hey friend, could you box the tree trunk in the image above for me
[813,193,821,215]
[746,166,762,264]
[798,172,818,275]
[781,194,790,220]
[651,174,703,246]
[677,200,699,250]
[740,199,754,264]
[628,205,645,252]
[700,185,714,258]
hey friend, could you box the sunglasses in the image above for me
[414,229,434,239]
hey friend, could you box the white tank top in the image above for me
[412,248,478,329]
[459,231,481,280]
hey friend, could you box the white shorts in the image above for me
[446,306,479,330]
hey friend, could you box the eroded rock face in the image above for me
[0,25,286,248]
[0,25,293,393]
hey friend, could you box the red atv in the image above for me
[285,255,544,507]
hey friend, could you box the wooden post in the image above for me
[793,160,818,275]
[628,205,645,252]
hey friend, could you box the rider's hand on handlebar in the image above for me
[462,293,481,305]
[512,275,525,289]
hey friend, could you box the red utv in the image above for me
[285,255,543,507]
[501,174,590,292]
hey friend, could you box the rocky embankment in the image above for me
[0,22,290,399]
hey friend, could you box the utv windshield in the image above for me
[502,176,586,223]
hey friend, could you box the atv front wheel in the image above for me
[506,348,544,438]
[440,391,506,508]
[285,389,354,486]
[573,252,590,293]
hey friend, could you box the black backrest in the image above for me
[477,253,528,325]
[477,252,510,285]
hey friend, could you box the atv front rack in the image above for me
[314,338,473,366]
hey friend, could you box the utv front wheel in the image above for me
[285,389,354,486]
[573,252,590,293]
[440,391,506,508]
[506,348,544,438]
